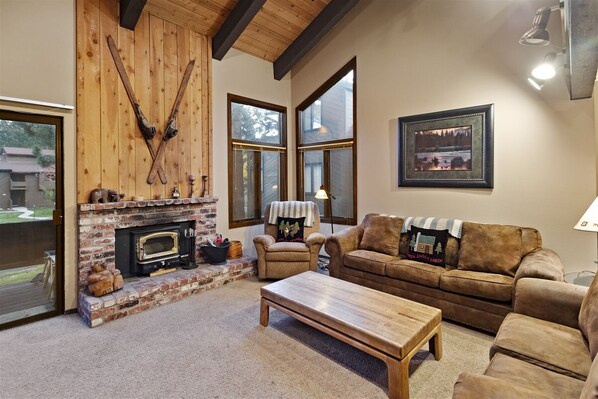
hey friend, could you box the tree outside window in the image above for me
[228,94,287,228]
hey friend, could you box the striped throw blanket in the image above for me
[268,201,315,227]
[401,216,463,238]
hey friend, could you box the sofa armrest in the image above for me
[514,248,565,284]
[324,225,363,278]
[514,278,588,329]
[253,234,275,248]
[305,232,326,248]
[452,373,553,399]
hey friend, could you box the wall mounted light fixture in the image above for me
[527,50,566,90]
[519,4,561,46]
[527,76,545,90]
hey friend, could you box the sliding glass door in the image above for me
[0,110,63,329]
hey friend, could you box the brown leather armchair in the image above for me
[253,202,326,279]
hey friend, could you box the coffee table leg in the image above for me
[260,298,269,327]
[386,357,410,399]
[429,325,443,361]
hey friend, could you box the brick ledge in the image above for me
[78,196,218,212]
[78,256,256,327]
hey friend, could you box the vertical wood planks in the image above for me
[77,0,102,201]
[99,0,119,191]
[76,1,212,203]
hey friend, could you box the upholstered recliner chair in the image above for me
[253,202,326,279]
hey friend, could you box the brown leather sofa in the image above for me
[452,276,598,399]
[325,213,564,333]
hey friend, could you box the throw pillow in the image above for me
[406,226,449,266]
[276,217,305,242]
[458,223,522,276]
[358,214,403,256]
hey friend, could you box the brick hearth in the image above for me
[77,197,257,327]
[78,257,256,327]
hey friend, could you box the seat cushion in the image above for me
[485,353,584,399]
[265,242,310,262]
[458,223,522,276]
[579,272,598,359]
[491,313,592,380]
[452,373,553,399]
[344,249,395,276]
[386,259,444,288]
[440,269,513,302]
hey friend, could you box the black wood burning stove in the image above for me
[115,222,195,277]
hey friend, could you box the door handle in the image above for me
[52,209,63,225]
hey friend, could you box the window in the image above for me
[296,58,357,226]
[228,94,287,228]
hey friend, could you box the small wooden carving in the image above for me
[89,188,125,204]
[87,264,124,297]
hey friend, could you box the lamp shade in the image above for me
[519,7,552,46]
[531,52,557,80]
[315,186,328,200]
[574,197,598,232]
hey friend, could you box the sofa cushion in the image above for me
[358,214,403,256]
[491,312,592,380]
[344,249,394,276]
[458,223,522,277]
[485,353,584,399]
[579,272,598,360]
[406,226,449,266]
[580,355,598,399]
[386,259,443,288]
[440,269,513,302]
[452,373,553,399]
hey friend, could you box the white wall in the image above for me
[0,0,74,105]
[212,49,292,258]
[290,0,597,273]
[0,0,76,309]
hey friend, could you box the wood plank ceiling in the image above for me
[144,0,354,80]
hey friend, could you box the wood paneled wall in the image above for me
[76,0,212,203]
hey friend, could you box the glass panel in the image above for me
[232,149,258,221]
[261,151,281,218]
[300,70,354,145]
[0,117,57,325]
[330,148,353,219]
[231,102,282,145]
[303,150,325,213]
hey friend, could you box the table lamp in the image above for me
[572,196,598,286]
[315,185,335,234]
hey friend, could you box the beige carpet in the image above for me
[0,276,493,399]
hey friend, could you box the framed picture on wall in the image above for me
[398,104,494,188]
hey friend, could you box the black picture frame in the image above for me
[398,104,494,188]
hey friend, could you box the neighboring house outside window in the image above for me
[228,94,287,228]
[296,58,357,226]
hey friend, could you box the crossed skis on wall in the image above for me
[107,34,195,185]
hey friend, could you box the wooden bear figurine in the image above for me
[89,188,125,204]
[87,264,124,297]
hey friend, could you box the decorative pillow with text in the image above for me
[406,226,449,266]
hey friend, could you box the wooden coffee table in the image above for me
[260,271,442,399]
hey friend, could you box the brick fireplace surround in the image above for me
[77,197,256,327]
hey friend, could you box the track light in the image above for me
[527,76,545,90]
[531,52,557,80]
[519,4,561,46]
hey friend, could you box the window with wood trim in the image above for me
[296,58,357,226]
[228,94,287,228]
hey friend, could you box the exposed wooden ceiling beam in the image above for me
[212,0,266,61]
[120,0,147,31]
[565,0,598,100]
[273,0,359,80]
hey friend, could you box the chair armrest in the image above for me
[514,278,588,329]
[324,225,363,278]
[253,234,275,248]
[452,373,553,399]
[305,232,326,248]
[514,248,565,284]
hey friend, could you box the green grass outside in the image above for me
[0,264,44,286]
[0,208,53,224]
